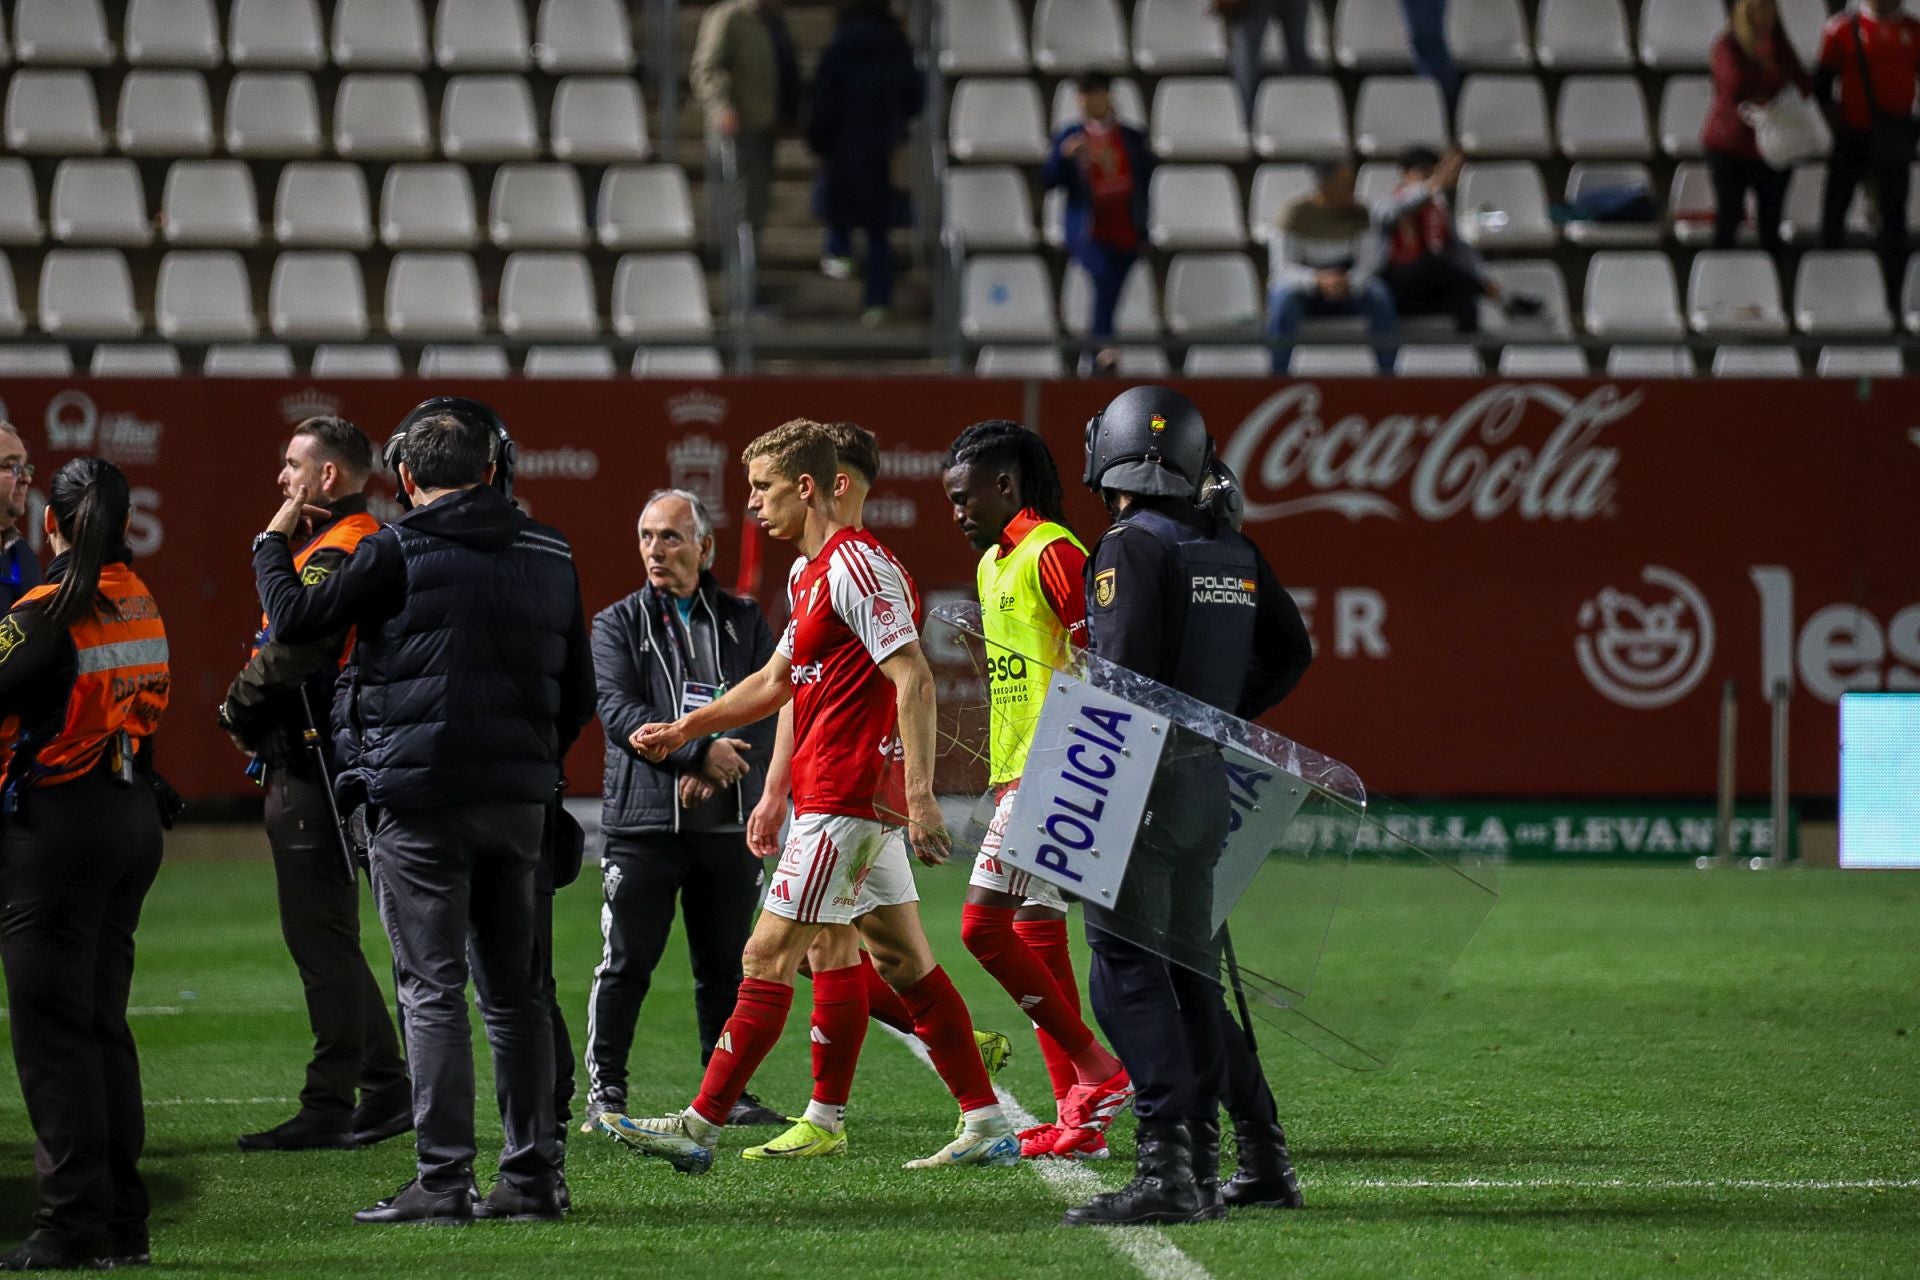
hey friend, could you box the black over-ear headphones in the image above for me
[384,396,518,510]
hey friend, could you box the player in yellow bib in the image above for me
[941,421,1133,1161]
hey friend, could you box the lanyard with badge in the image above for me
[656,590,728,729]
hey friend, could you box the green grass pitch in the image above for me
[1,854,1914,1278]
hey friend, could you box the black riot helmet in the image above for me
[1083,385,1213,501]
[1198,457,1245,531]
[383,396,518,510]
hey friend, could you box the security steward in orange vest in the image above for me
[218,417,411,1154]
[0,458,176,1273]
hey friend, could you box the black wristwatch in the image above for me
[252,530,287,553]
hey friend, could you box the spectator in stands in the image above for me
[1043,72,1155,376]
[808,0,925,327]
[1217,0,1314,122]
[693,0,801,277]
[1399,0,1461,117]
[1267,159,1396,374]
[1373,147,1541,343]
[1703,0,1813,256]
[1814,0,1920,307]
[0,421,42,612]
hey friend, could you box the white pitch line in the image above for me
[1335,1177,1920,1192]
[884,1029,1213,1280]
[0,1006,183,1020]
[145,1096,297,1108]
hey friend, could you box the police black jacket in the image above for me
[592,572,777,838]
[253,483,596,812]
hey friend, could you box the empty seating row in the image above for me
[0,249,714,341]
[3,70,649,162]
[0,159,695,251]
[2,0,636,73]
[0,342,725,379]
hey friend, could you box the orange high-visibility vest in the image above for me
[0,564,170,788]
[250,512,380,666]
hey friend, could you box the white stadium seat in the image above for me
[156,250,256,340]
[276,163,374,248]
[1564,162,1662,247]
[6,70,107,154]
[0,161,44,244]
[950,79,1050,164]
[1498,344,1589,376]
[39,249,141,337]
[1658,76,1713,157]
[1795,251,1894,335]
[597,165,698,251]
[525,346,618,379]
[1780,163,1870,243]
[120,70,216,156]
[333,0,429,69]
[386,252,485,338]
[1290,343,1382,376]
[1449,0,1532,69]
[1668,161,1721,244]
[1687,251,1788,336]
[51,160,150,247]
[334,74,432,159]
[125,0,221,68]
[1334,0,1413,69]
[13,0,114,66]
[1164,251,1262,336]
[311,345,404,378]
[1250,164,1318,244]
[419,345,509,377]
[943,168,1039,251]
[941,0,1030,74]
[1533,0,1632,69]
[269,252,369,339]
[1605,345,1694,377]
[1584,251,1685,339]
[1184,345,1270,376]
[1061,259,1161,337]
[633,347,725,377]
[1778,0,1830,63]
[1397,344,1487,375]
[435,0,531,70]
[225,72,320,157]
[1816,346,1904,377]
[162,161,260,247]
[229,0,324,68]
[1132,0,1227,73]
[1479,259,1572,338]
[1711,345,1801,377]
[613,252,715,341]
[961,254,1058,340]
[536,0,635,73]
[1354,159,1401,208]
[1558,77,1651,160]
[1051,77,1147,131]
[1455,75,1552,158]
[1456,162,1556,251]
[0,257,25,335]
[1903,257,1920,332]
[1253,78,1348,159]
[498,251,598,338]
[92,345,183,376]
[1149,165,1246,249]
[976,346,1067,377]
[490,165,588,249]
[551,77,651,162]
[203,344,295,376]
[1032,0,1129,72]
[382,165,480,248]
[1639,0,1724,70]
[1353,76,1449,157]
[442,75,540,161]
[0,347,75,375]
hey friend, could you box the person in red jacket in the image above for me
[1702,0,1814,254]
[1816,0,1920,305]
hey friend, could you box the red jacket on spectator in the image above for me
[1817,6,1920,132]
[1702,25,1814,158]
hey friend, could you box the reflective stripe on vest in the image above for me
[977,519,1086,787]
[251,511,380,667]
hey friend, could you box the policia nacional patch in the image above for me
[1093,568,1116,608]
[0,615,24,664]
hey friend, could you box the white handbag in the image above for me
[1741,90,1832,169]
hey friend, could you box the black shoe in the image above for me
[350,1086,414,1148]
[0,1238,105,1271]
[471,1180,564,1223]
[1503,292,1545,320]
[1187,1117,1229,1223]
[1222,1118,1304,1209]
[1062,1120,1206,1227]
[554,1171,571,1214]
[352,1179,472,1226]
[237,1112,357,1152]
[726,1091,786,1127]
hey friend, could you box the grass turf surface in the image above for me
[1,854,1915,1278]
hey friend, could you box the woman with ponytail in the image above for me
[0,457,169,1271]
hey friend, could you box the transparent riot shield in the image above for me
[926,602,1498,1072]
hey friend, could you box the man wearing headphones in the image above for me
[253,400,595,1225]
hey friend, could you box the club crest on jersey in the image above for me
[1094,568,1117,608]
[1191,574,1256,606]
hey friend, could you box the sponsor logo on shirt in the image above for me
[877,734,905,762]
[791,661,825,685]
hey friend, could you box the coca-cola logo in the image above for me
[1218,384,1637,523]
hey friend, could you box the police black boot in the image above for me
[470,1179,564,1223]
[1222,1118,1304,1209]
[1061,1120,1203,1227]
[350,1083,414,1148]
[236,1110,357,1152]
[1188,1118,1229,1223]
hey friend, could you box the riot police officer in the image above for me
[1065,386,1314,1228]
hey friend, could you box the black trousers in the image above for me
[584,831,762,1108]
[1706,148,1789,255]
[263,767,406,1119]
[1822,127,1915,308]
[472,886,574,1167]
[368,803,555,1195]
[1381,256,1483,333]
[0,770,163,1255]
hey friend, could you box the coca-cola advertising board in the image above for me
[0,376,1912,802]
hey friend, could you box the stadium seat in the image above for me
[1032,0,1129,72]
[125,0,221,67]
[156,250,256,341]
[1605,345,1694,377]
[228,0,325,68]
[613,252,714,341]
[204,344,295,376]
[536,0,635,73]
[1132,0,1227,73]
[1061,260,1161,337]
[551,77,650,162]
[382,165,479,247]
[0,258,23,335]
[269,252,368,339]
[525,346,618,378]
[1353,76,1449,157]
[1558,77,1651,159]
[1667,161,1721,244]
[418,345,508,377]
[1456,162,1555,250]
[0,161,44,244]
[13,0,113,65]
[120,70,216,156]
[6,70,107,154]
[91,345,183,376]
[1449,0,1532,69]
[942,0,1030,74]
[1289,344,1381,376]
[1794,251,1894,334]
[1533,0,1631,69]
[386,252,485,338]
[1148,165,1246,249]
[1498,344,1588,375]
[1273,0,1335,67]
[50,160,150,247]
[39,249,141,337]
[1711,345,1801,376]
[1042,187,1067,247]
[1455,76,1552,158]
[1564,162,1663,246]
[597,165,698,251]
[1903,257,1920,332]
[1164,251,1262,336]
[960,254,1057,340]
[435,0,531,70]
[1686,251,1787,336]
[1249,164,1318,244]
[1396,344,1487,374]
[1113,346,1173,375]
[311,344,404,377]
[1657,76,1713,157]
[1253,78,1348,159]
[225,72,321,157]
[276,163,374,248]
[1334,0,1413,68]
[1184,344,1272,376]
[1780,163,1870,243]
[1817,346,1904,377]
[1050,77,1147,131]
[1639,0,1723,70]
[633,347,725,377]
[976,345,1066,377]
[490,165,587,249]
[442,75,540,161]
[333,74,432,159]
[161,161,260,247]
[334,0,430,69]
[943,168,1038,251]
[1479,259,1572,338]
[1354,160,1402,207]
[1778,0,1829,63]
[0,346,74,374]
[950,79,1049,163]
[1584,251,1685,339]
[499,251,597,338]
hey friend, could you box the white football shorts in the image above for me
[967,782,1067,911]
[764,811,920,926]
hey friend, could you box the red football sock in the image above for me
[859,950,916,1035]
[899,966,998,1114]
[962,903,1096,1062]
[809,964,870,1109]
[690,978,793,1126]
[1014,916,1104,1101]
